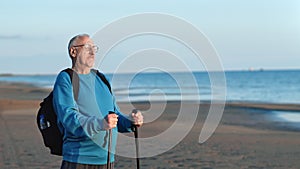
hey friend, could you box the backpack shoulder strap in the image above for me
[91,69,112,94]
[62,68,79,101]
[61,68,111,100]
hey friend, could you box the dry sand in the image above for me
[0,82,299,169]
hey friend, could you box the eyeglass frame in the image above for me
[72,44,99,53]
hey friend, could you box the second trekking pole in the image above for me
[132,109,140,169]
[107,111,115,169]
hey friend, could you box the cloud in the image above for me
[0,34,22,40]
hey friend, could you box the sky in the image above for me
[0,0,299,74]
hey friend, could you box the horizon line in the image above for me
[1,67,300,76]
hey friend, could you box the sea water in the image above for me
[0,69,300,104]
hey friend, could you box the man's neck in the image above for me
[72,66,91,74]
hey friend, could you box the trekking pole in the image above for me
[132,109,140,169]
[107,111,115,169]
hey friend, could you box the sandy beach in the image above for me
[0,82,299,169]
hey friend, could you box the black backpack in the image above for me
[37,68,111,156]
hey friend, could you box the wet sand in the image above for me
[0,82,299,169]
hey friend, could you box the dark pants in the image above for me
[61,160,114,169]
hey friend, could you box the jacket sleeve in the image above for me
[53,72,105,139]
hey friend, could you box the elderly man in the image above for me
[53,34,143,169]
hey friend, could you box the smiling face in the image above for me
[69,35,98,73]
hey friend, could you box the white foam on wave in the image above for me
[274,111,300,123]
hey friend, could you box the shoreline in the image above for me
[1,81,300,106]
[1,81,299,131]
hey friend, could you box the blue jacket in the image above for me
[53,70,132,165]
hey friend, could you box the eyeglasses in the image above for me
[73,44,99,53]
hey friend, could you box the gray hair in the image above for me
[68,33,90,57]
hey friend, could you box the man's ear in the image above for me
[70,47,77,57]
